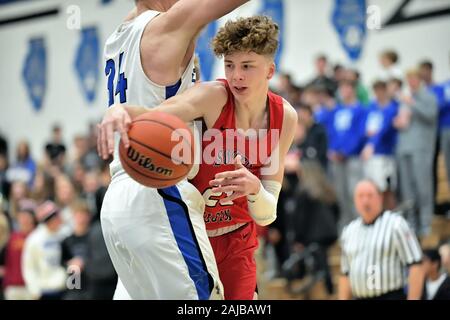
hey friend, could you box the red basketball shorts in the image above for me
[208,222,259,300]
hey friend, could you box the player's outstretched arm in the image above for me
[141,0,249,84]
[97,81,228,160]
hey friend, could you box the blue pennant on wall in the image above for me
[195,22,217,81]
[332,0,367,61]
[22,37,46,112]
[258,0,284,67]
[74,26,100,103]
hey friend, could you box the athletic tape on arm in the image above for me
[247,180,282,226]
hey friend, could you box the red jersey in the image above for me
[190,79,284,231]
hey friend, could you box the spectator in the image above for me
[419,60,449,214]
[296,103,328,169]
[314,85,337,146]
[302,85,320,112]
[361,80,399,210]
[54,174,77,238]
[71,161,86,194]
[291,161,338,295]
[0,133,7,158]
[2,200,36,300]
[266,123,306,277]
[0,153,10,202]
[44,124,66,169]
[329,80,367,231]
[387,77,403,102]
[84,219,117,299]
[22,201,67,300]
[344,69,370,106]
[333,64,345,86]
[440,69,450,199]
[307,54,337,95]
[421,248,450,300]
[7,181,29,224]
[71,135,101,172]
[86,123,102,171]
[80,171,101,219]
[287,84,303,106]
[378,50,402,81]
[421,61,450,202]
[339,180,424,300]
[6,140,36,188]
[30,169,54,204]
[0,206,8,251]
[61,200,91,300]
[394,68,438,237]
[276,72,294,100]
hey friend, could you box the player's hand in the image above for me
[97,103,132,160]
[209,155,260,204]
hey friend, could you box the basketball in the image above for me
[119,111,194,188]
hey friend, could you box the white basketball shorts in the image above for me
[101,173,223,299]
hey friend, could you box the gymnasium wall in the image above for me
[0,0,449,161]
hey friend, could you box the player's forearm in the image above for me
[407,264,424,300]
[125,103,197,122]
[247,180,281,226]
[124,105,148,120]
[176,0,249,31]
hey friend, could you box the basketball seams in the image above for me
[128,137,189,168]
[132,118,193,150]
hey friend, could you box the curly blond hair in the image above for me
[212,15,279,58]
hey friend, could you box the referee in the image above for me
[339,180,424,300]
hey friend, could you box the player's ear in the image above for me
[267,60,275,80]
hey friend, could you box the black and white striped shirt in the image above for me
[340,211,422,298]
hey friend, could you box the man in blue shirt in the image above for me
[361,80,399,210]
[329,80,367,231]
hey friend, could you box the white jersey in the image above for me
[101,10,223,300]
[103,10,196,178]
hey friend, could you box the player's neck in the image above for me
[234,92,269,130]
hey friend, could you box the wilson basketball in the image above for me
[119,111,194,188]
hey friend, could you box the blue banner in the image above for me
[22,37,46,112]
[259,0,284,66]
[332,0,366,61]
[195,22,217,81]
[74,26,100,103]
